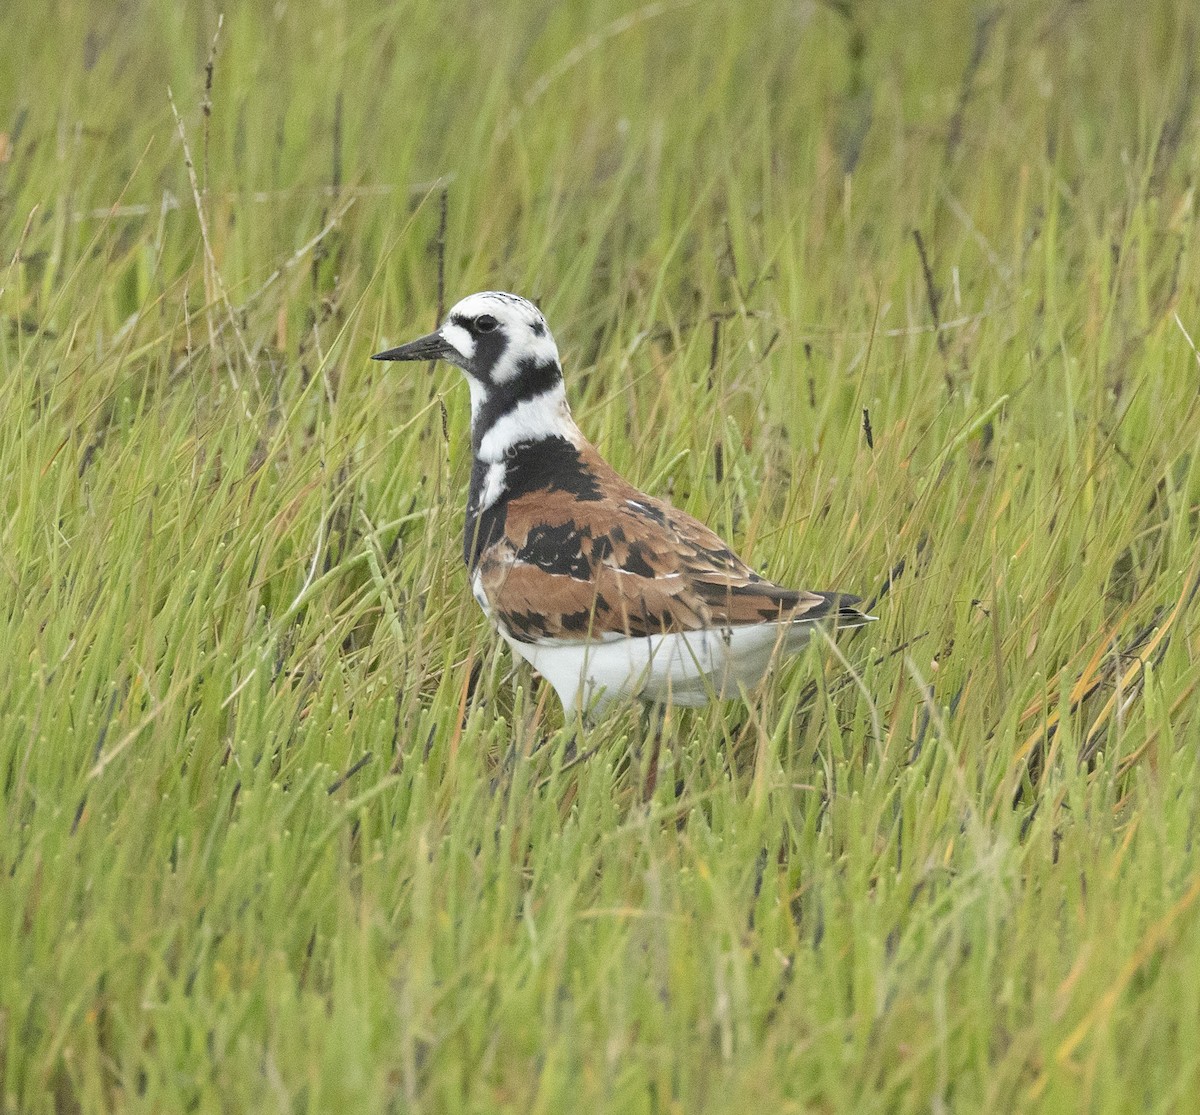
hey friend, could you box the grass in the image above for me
[3,0,1200,1110]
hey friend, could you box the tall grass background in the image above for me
[2,1,1199,1111]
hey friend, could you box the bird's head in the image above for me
[373,291,575,460]
[372,291,560,386]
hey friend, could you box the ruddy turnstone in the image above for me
[373,291,872,715]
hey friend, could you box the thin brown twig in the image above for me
[427,187,449,377]
[168,87,256,408]
[944,8,999,166]
[912,228,949,359]
[201,14,224,199]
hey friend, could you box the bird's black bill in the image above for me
[371,331,453,363]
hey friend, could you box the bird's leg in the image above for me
[535,711,601,789]
[639,701,669,804]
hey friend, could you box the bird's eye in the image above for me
[475,314,499,333]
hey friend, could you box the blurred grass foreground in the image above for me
[3,2,1200,1112]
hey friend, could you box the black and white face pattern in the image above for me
[373,291,575,464]
[373,291,590,565]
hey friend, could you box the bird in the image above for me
[372,291,873,716]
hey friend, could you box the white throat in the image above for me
[475,383,580,463]
[467,378,488,424]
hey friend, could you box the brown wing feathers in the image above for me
[478,441,854,643]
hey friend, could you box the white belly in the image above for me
[499,622,817,714]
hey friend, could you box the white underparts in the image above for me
[499,620,822,715]
[470,568,491,615]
